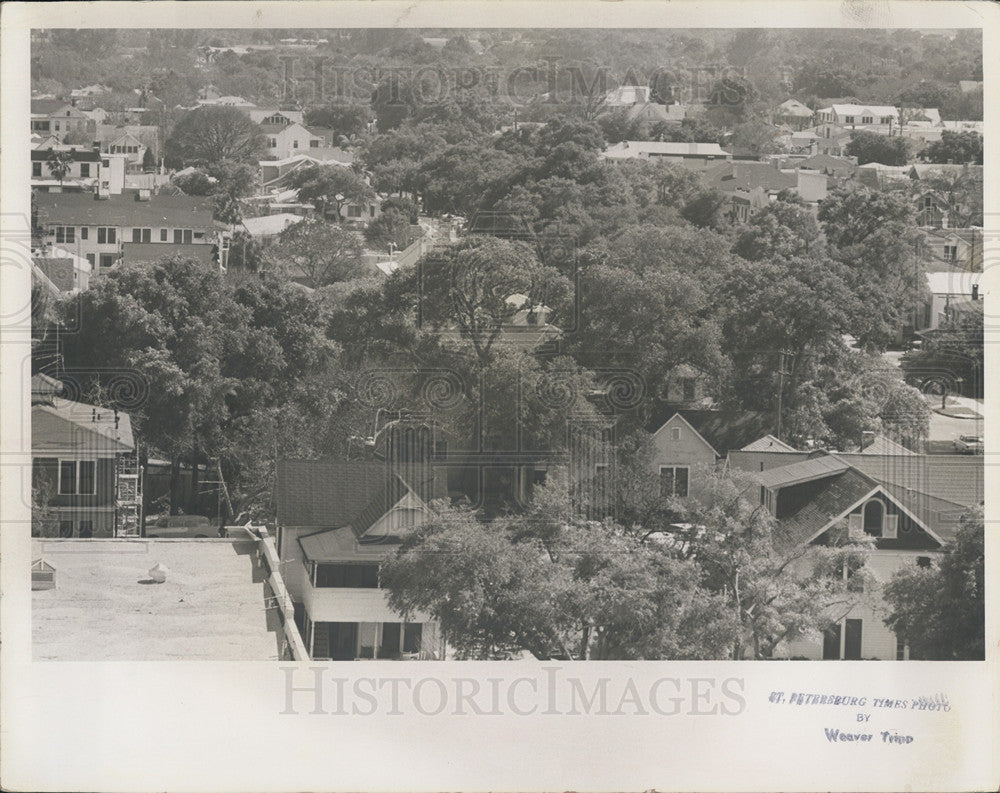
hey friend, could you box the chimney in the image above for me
[860,430,876,451]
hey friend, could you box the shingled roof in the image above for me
[770,467,878,550]
[275,459,445,529]
[34,192,215,231]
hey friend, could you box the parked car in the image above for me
[144,514,216,538]
[953,435,984,454]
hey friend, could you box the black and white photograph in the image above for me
[1,3,997,791]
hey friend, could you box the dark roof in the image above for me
[34,192,215,231]
[728,449,811,473]
[792,153,857,175]
[31,99,80,115]
[772,467,878,550]
[650,410,777,456]
[31,148,102,162]
[702,161,796,194]
[833,453,984,509]
[32,257,76,291]
[276,459,445,529]
[757,455,851,489]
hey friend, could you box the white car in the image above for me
[953,435,984,454]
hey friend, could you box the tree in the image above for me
[381,478,737,660]
[165,106,267,166]
[922,130,983,165]
[670,468,877,659]
[819,186,926,349]
[399,236,570,364]
[272,219,365,288]
[845,131,910,166]
[363,208,414,252]
[883,510,984,660]
[172,169,217,196]
[56,257,247,515]
[142,146,157,172]
[45,150,73,185]
[289,164,376,222]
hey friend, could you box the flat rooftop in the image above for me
[33,538,283,661]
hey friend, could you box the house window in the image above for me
[923,196,934,209]
[347,205,362,218]
[80,227,88,240]
[268,138,277,147]
[895,634,907,661]
[160,228,168,241]
[403,622,422,654]
[132,228,152,243]
[86,254,95,267]
[855,498,898,538]
[293,140,299,148]
[916,556,932,568]
[99,253,117,269]
[59,520,74,538]
[97,227,116,245]
[861,116,873,124]
[78,520,94,538]
[670,426,681,441]
[173,229,193,244]
[682,378,696,401]
[310,139,320,148]
[844,618,862,660]
[659,466,689,498]
[54,226,75,244]
[845,115,855,124]
[314,563,380,588]
[80,163,90,177]
[32,162,42,177]
[59,460,96,495]
[881,116,893,124]
[943,245,957,261]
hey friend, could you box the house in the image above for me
[921,268,983,331]
[648,410,777,500]
[31,145,127,195]
[775,99,814,130]
[31,379,142,539]
[780,152,858,179]
[922,226,983,270]
[261,122,327,160]
[658,363,716,407]
[259,152,353,191]
[33,191,228,274]
[600,141,733,170]
[604,85,652,107]
[817,104,900,129]
[242,213,305,240]
[32,247,92,293]
[30,98,94,142]
[274,460,446,661]
[246,108,305,126]
[102,129,154,170]
[196,95,257,109]
[729,450,982,660]
[700,161,799,223]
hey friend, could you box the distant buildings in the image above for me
[600,140,733,169]
[33,191,229,273]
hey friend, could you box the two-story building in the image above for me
[260,122,328,160]
[30,98,94,142]
[727,450,983,660]
[32,375,142,539]
[33,190,227,274]
[31,145,127,195]
[274,460,446,660]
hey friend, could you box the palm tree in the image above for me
[45,149,73,185]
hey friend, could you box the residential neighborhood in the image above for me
[28,27,985,664]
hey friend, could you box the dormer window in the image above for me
[847,498,898,539]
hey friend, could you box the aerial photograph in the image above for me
[28,27,984,663]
